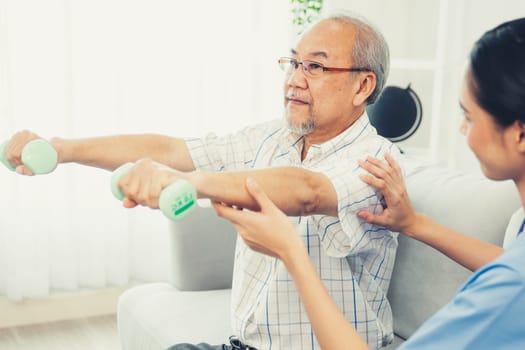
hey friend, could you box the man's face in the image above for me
[283,20,362,141]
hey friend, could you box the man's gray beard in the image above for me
[285,113,315,136]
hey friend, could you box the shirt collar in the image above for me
[278,112,375,156]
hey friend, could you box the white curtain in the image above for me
[0,0,292,300]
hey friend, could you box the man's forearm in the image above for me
[190,167,339,216]
[52,134,194,172]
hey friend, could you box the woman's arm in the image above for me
[281,239,369,350]
[357,154,503,271]
[213,177,369,350]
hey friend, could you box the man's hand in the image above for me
[116,158,188,209]
[3,130,44,175]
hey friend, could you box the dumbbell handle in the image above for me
[111,163,197,221]
[0,139,58,174]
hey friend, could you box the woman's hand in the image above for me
[357,153,418,235]
[213,177,303,261]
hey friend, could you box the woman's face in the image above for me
[459,69,518,181]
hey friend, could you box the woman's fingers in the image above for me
[359,173,386,191]
[358,153,404,192]
[212,179,292,258]
[357,209,388,226]
[357,153,418,233]
[384,153,401,174]
[212,201,243,224]
[213,178,272,228]
[244,177,276,213]
[359,154,398,181]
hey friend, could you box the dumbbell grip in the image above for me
[0,139,58,174]
[158,180,197,221]
[111,163,197,221]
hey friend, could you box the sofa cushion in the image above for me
[503,208,524,248]
[388,163,521,341]
[118,283,232,349]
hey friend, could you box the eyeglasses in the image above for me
[278,57,370,78]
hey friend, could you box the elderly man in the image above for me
[5,13,398,350]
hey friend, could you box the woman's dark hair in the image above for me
[469,17,525,127]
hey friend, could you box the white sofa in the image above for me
[117,156,522,349]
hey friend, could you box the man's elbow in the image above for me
[301,195,320,216]
[299,172,338,217]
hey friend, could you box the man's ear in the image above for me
[352,72,376,106]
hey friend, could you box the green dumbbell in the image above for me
[0,139,58,174]
[111,163,197,221]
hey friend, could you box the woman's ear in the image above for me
[513,120,525,153]
[353,72,376,106]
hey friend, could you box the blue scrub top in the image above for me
[399,234,525,350]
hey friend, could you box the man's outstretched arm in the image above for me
[4,130,195,174]
[193,167,339,217]
[117,159,339,217]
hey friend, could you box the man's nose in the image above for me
[285,64,308,89]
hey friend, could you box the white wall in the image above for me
[325,0,525,174]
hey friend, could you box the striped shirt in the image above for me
[186,114,400,350]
